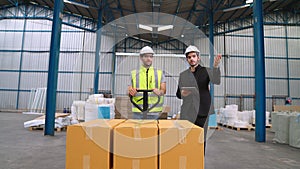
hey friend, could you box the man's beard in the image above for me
[143,62,152,67]
[190,62,198,67]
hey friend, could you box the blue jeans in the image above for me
[133,112,160,119]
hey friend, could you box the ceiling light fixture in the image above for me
[157,25,173,32]
[138,24,153,32]
[223,4,250,12]
[138,24,174,32]
[64,0,89,8]
[246,0,253,4]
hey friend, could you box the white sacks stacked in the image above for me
[217,104,270,128]
[252,110,270,126]
[218,105,238,126]
[289,114,300,148]
[271,112,280,133]
[273,113,290,144]
[71,101,86,121]
[272,112,300,148]
[84,94,115,122]
[234,110,252,128]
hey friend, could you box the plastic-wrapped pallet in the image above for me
[273,114,290,144]
[85,102,99,122]
[234,121,249,128]
[252,110,270,126]
[266,111,270,126]
[271,112,279,133]
[218,108,225,124]
[237,111,252,124]
[218,106,238,125]
[223,109,238,126]
[72,101,86,121]
[225,104,238,111]
[289,114,300,148]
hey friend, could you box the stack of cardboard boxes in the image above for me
[114,120,158,169]
[114,97,133,119]
[66,119,204,169]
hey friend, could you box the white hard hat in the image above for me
[140,46,154,55]
[184,45,200,56]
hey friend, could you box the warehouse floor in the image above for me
[0,112,299,169]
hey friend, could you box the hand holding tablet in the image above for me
[180,87,197,97]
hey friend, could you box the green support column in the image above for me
[44,0,64,136]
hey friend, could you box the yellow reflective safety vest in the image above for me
[131,66,164,113]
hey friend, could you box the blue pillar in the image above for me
[94,8,102,94]
[111,29,117,96]
[44,0,64,136]
[253,0,266,142]
[284,19,290,97]
[16,17,27,109]
[209,2,215,104]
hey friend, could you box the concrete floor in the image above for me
[0,112,299,169]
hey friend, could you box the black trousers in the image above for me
[194,116,208,155]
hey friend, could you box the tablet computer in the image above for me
[181,87,197,91]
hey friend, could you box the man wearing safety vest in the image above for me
[128,46,166,119]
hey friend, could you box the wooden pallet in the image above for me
[28,126,67,132]
[218,123,254,131]
[208,126,222,130]
[252,124,272,128]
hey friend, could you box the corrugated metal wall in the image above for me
[0,19,24,109]
[0,18,115,110]
[0,17,299,112]
[214,25,300,111]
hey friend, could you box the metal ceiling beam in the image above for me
[214,0,224,12]
[116,0,124,17]
[89,0,99,8]
[115,0,131,40]
[102,1,115,23]
[263,1,276,12]
[197,0,208,9]
[186,0,197,22]
[131,0,142,41]
[109,7,134,13]
[78,0,95,17]
[214,0,237,24]
[40,0,52,8]
[226,8,241,23]
[132,0,137,13]
[236,4,252,21]
[73,4,85,17]
[6,0,18,6]
[167,0,182,41]
[0,4,97,31]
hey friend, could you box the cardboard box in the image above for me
[162,105,171,113]
[158,120,204,169]
[115,96,132,119]
[113,120,158,169]
[273,105,300,112]
[65,119,125,169]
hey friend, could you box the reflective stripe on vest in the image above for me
[131,67,164,113]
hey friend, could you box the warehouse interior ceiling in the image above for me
[1,0,300,42]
